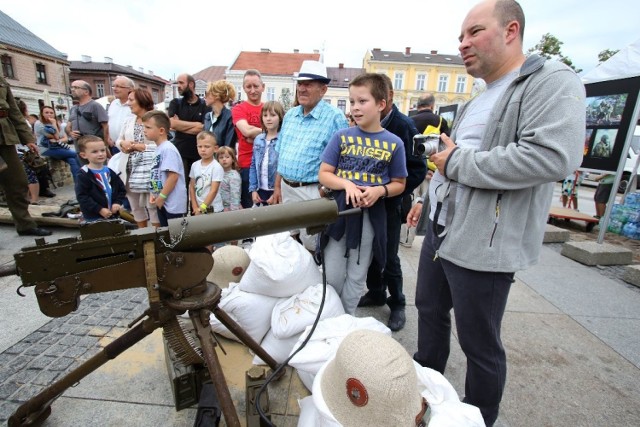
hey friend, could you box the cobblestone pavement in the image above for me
[0,288,149,423]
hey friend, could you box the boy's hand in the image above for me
[155,196,165,209]
[356,185,384,207]
[111,204,122,214]
[99,208,112,219]
[252,191,262,205]
[344,181,363,207]
[407,203,423,228]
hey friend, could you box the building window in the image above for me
[236,85,242,101]
[324,98,331,104]
[36,63,47,84]
[416,74,426,91]
[152,89,159,104]
[96,81,105,98]
[455,76,467,93]
[267,87,275,101]
[1,55,15,79]
[438,75,449,92]
[394,72,404,90]
[337,99,347,112]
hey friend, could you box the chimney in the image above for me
[126,65,132,69]
[139,67,144,73]
[430,50,438,55]
[104,56,113,64]
[405,47,411,56]
[81,55,92,63]
[293,49,299,54]
[313,49,319,54]
[148,70,154,76]
[339,63,344,69]
[260,48,271,53]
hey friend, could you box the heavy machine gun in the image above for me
[3,198,343,427]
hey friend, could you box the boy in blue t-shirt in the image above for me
[143,110,187,226]
[318,73,407,314]
[75,135,127,222]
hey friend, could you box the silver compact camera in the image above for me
[413,134,445,157]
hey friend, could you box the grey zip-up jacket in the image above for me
[438,55,585,272]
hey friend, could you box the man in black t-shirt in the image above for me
[167,73,210,183]
[411,93,450,137]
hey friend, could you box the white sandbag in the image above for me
[296,369,315,392]
[239,232,321,298]
[271,284,345,340]
[414,363,485,427]
[209,282,279,343]
[288,314,390,375]
[252,329,302,365]
[297,395,341,427]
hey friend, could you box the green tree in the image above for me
[527,33,582,73]
[598,49,619,64]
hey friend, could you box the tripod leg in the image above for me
[211,305,280,371]
[8,318,158,427]
[190,309,241,427]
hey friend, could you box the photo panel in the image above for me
[437,104,458,130]
[581,76,640,173]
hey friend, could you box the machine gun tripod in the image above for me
[3,198,342,427]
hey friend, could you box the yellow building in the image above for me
[363,47,475,114]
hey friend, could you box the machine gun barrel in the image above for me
[168,197,339,250]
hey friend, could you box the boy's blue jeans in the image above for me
[157,206,184,227]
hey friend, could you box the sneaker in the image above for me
[399,241,412,248]
[388,309,406,331]
[357,293,386,307]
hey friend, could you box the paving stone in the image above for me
[561,241,633,266]
[50,357,75,371]
[5,342,30,355]
[21,331,48,344]
[70,325,93,336]
[83,317,101,326]
[29,355,58,370]
[63,345,89,359]
[8,355,34,369]
[37,318,66,332]
[74,336,99,349]
[67,314,89,325]
[44,344,70,357]
[0,381,20,400]
[38,332,67,346]
[622,264,640,288]
[0,367,12,383]
[99,317,120,327]
[0,401,20,423]
[23,344,50,356]
[12,369,39,385]
[58,335,80,347]
[32,370,61,387]
[13,383,44,401]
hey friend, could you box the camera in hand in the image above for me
[413,134,446,157]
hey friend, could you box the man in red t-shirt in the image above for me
[231,69,264,208]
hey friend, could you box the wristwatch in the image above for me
[318,184,333,197]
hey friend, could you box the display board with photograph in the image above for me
[581,76,640,172]
[437,104,459,131]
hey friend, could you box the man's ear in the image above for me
[504,20,520,44]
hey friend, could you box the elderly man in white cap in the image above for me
[274,60,349,251]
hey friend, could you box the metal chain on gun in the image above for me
[158,218,188,249]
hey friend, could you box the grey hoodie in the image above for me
[437,55,585,272]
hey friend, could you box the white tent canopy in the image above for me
[581,38,640,83]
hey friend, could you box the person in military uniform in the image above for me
[0,75,52,236]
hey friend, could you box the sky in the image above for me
[1,0,637,81]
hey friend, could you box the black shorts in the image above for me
[594,183,613,203]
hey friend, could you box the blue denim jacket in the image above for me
[249,133,278,192]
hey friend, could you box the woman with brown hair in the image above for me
[203,80,237,149]
[34,105,80,182]
[115,88,159,228]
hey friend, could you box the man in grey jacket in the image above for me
[406,1,585,425]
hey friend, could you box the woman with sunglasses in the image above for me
[203,80,237,149]
[35,106,81,182]
[114,88,159,228]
